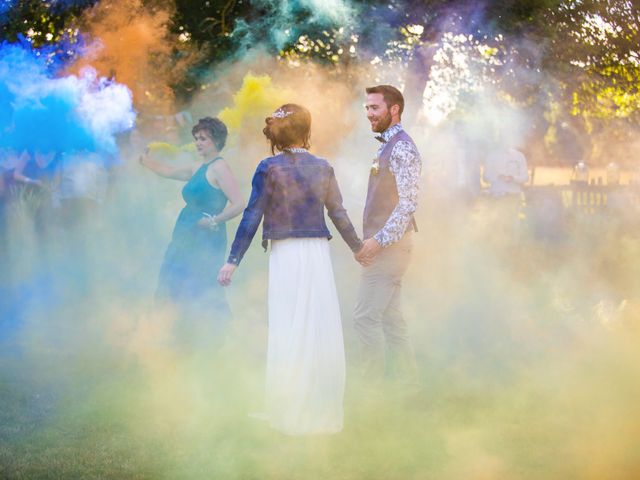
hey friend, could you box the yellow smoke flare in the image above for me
[147,142,195,154]
[218,74,289,131]
[146,142,195,162]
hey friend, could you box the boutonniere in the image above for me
[371,158,380,176]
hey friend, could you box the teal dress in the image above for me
[157,159,230,320]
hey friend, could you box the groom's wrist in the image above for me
[373,232,386,247]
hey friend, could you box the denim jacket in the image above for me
[227,150,362,265]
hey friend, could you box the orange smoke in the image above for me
[67,0,201,115]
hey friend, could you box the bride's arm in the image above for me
[325,166,363,253]
[218,160,269,285]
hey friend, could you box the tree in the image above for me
[3,0,640,164]
[541,0,640,163]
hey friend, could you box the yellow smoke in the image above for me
[146,142,195,162]
[147,142,196,156]
[218,74,289,131]
[206,65,362,159]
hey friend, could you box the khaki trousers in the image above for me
[353,232,418,384]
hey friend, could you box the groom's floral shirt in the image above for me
[374,123,421,247]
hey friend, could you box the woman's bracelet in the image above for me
[202,212,219,230]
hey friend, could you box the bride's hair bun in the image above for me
[263,104,311,154]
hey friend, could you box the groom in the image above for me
[354,85,421,386]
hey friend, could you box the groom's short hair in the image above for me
[366,85,404,117]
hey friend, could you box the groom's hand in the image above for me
[355,238,382,266]
[354,246,369,266]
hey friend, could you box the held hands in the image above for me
[354,237,382,267]
[217,263,237,286]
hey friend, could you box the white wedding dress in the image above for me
[265,237,345,435]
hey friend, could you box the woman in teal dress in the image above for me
[140,117,244,338]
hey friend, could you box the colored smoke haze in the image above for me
[232,0,357,51]
[0,43,134,160]
[218,74,289,131]
[192,59,364,161]
[293,0,355,25]
[67,0,202,115]
[49,0,98,10]
[261,0,356,32]
[0,0,15,18]
[1,2,640,479]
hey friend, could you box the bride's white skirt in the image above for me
[266,237,346,435]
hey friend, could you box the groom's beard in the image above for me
[372,111,392,133]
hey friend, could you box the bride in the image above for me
[217,104,363,435]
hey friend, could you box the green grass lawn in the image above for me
[3,190,640,479]
[2,324,640,480]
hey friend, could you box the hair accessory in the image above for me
[272,109,294,119]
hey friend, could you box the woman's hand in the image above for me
[28,178,44,188]
[217,263,237,286]
[198,213,219,230]
[138,150,149,167]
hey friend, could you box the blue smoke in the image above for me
[6,28,89,76]
[0,0,14,16]
[12,94,96,153]
[0,42,135,166]
[22,32,90,75]
[49,0,98,10]
[0,83,12,143]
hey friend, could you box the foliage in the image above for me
[2,0,640,162]
[0,1,94,46]
[546,1,640,118]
